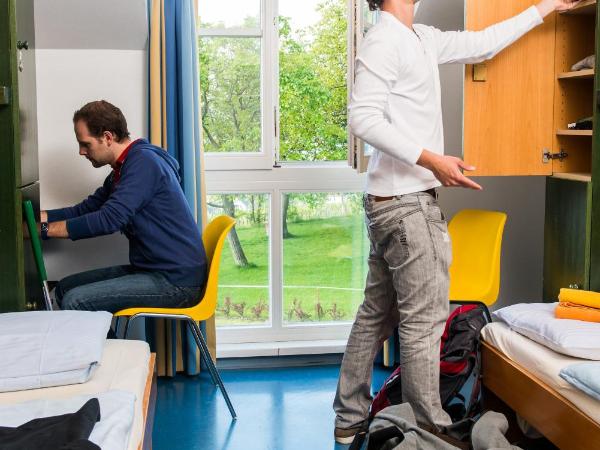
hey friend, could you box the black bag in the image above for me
[371,304,489,422]
[350,304,489,450]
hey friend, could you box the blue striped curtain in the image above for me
[146,0,213,377]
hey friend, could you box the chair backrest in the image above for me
[195,215,235,315]
[447,209,507,307]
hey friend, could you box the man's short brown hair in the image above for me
[73,100,130,142]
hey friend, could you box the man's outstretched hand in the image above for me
[417,150,483,191]
[537,0,583,17]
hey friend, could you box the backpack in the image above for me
[371,304,489,423]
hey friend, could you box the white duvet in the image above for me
[0,311,112,392]
[0,390,135,450]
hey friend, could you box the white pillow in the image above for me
[493,302,600,360]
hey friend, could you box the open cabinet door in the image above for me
[464,1,556,176]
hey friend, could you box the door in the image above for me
[464,0,556,176]
[543,177,591,301]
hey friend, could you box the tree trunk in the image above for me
[283,194,292,239]
[222,195,250,268]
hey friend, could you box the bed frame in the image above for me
[139,353,157,450]
[481,342,600,449]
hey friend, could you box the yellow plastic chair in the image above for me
[114,215,237,419]
[448,209,507,320]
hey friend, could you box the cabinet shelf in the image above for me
[551,172,592,182]
[561,0,596,15]
[557,69,595,79]
[557,129,593,136]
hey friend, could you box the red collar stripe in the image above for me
[112,139,139,186]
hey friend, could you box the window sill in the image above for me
[216,339,347,359]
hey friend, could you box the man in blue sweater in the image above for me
[41,100,207,313]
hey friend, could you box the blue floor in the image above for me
[153,363,393,450]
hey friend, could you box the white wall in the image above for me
[418,0,546,308]
[34,1,148,281]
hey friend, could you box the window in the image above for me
[282,193,368,324]
[278,0,348,162]
[199,1,369,346]
[199,0,356,169]
[199,0,273,169]
[348,0,379,172]
[199,37,261,154]
[207,194,270,327]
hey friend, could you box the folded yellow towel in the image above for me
[558,288,600,309]
[556,301,600,323]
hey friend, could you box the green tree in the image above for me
[199,17,261,153]
[199,0,347,161]
[279,0,348,161]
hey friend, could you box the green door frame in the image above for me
[0,0,25,312]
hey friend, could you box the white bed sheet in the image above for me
[482,322,600,424]
[0,339,150,450]
[0,390,135,450]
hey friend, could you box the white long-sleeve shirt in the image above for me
[349,6,544,196]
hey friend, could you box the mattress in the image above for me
[482,322,600,424]
[0,339,150,450]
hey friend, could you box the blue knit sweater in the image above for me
[47,139,207,288]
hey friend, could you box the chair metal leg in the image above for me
[123,316,135,339]
[120,318,131,339]
[187,319,237,420]
[42,281,53,311]
[185,320,219,387]
[114,316,121,337]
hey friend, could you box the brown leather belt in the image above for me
[373,188,437,202]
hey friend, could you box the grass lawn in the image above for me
[215,214,369,326]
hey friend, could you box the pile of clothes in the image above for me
[359,404,522,450]
[555,288,600,323]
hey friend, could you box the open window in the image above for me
[347,0,379,173]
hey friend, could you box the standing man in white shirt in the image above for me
[334,0,581,444]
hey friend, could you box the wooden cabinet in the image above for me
[464,0,599,299]
[465,0,596,177]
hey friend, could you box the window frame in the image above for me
[199,0,276,170]
[200,0,365,171]
[199,0,370,345]
[348,0,378,173]
[206,166,366,344]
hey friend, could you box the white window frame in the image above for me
[199,0,276,170]
[200,0,370,344]
[348,0,379,173]
[206,166,366,344]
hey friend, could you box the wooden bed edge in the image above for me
[139,353,157,450]
[481,341,600,450]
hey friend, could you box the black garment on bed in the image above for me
[0,398,101,450]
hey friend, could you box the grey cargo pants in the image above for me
[334,192,453,430]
